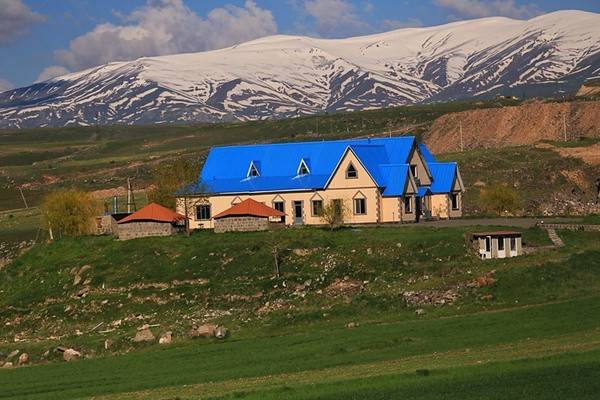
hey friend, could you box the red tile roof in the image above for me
[214,198,285,219]
[118,203,185,224]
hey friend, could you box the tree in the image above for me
[479,184,521,216]
[148,157,201,209]
[41,189,99,238]
[319,199,349,230]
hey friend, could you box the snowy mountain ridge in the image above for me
[1,10,599,128]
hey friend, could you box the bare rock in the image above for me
[63,349,81,362]
[189,324,217,338]
[159,331,172,345]
[2,362,13,369]
[6,349,19,360]
[133,327,155,343]
[214,326,228,339]
[104,339,113,350]
[17,353,29,365]
[346,322,359,329]
[415,308,426,315]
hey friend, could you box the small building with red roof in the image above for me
[213,198,284,233]
[116,203,186,240]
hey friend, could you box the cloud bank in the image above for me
[434,0,542,19]
[0,0,45,45]
[55,0,277,71]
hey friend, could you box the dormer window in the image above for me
[297,159,310,176]
[346,163,358,179]
[247,161,260,178]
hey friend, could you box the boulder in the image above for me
[214,326,228,339]
[63,349,81,362]
[189,324,217,338]
[159,331,172,345]
[104,339,113,350]
[2,362,13,369]
[6,349,19,360]
[415,308,426,315]
[17,353,29,365]
[133,327,155,343]
[346,322,359,329]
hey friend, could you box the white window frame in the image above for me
[247,161,260,178]
[353,198,366,215]
[311,199,323,216]
[297,159,310,176]
[404,196,413,213]
[346,162,358,179]
[196,204,211,220]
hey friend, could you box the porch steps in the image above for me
[546,228,565,247]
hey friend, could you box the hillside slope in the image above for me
[425,100,600,153]
[1,10,599,128]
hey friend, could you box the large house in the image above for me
[176,136,463,230]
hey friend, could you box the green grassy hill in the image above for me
[0,223,599,399]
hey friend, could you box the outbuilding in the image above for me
[116,203,185,240]
[471,231,522,259]
[213,199,285,233]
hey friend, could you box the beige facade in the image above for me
[178,148,420,229]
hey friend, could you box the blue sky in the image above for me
[1,0,599,90]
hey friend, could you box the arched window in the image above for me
[346,162,358,179]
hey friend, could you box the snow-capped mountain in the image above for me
[1,10,599,129]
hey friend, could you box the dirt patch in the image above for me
[425,100,600,153]
[552,143,600,166]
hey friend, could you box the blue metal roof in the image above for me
[418,144,437,164]
[195,137,417,195]
[379,164,410,197]
[428,162,458,194]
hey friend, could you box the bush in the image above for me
[319,199,349,229]
[479,184,521,216]
[41,189,99,237]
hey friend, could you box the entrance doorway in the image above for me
[293,201,303,225]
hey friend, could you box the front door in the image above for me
[293,201,303,225]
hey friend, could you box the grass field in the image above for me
[0,223,599,399]
[0,296,599,399]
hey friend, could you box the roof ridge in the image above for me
[209,135,416,150]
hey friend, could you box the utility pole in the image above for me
[459,120,464,152]
[18,187,28,209]
[126,178,136,213]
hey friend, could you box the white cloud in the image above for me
[0,0,45,45]
[0,78,14,93]
[434,0,542,19]
[382,18,423,30]
[54,0,277,71]
[304,0,373,38]
[36,66,70,82]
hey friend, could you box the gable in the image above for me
[408,145,432,186]
[326,148,378,190]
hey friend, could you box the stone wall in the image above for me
[214,216,270,233]
[117,221,180,240]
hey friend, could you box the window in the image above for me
[311,200,323,216]
[346,163,358,179]
[273,201,284,213]
[498,237,505,251]
[196,204,211,220]
[410,165,418,178]
[247,161,259,177]
[354,198,366,215]
[485,237,491,252]
[298,159,310,176]
[404,196,412,213]
[451,193,459,210]
[510,237,516,251]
